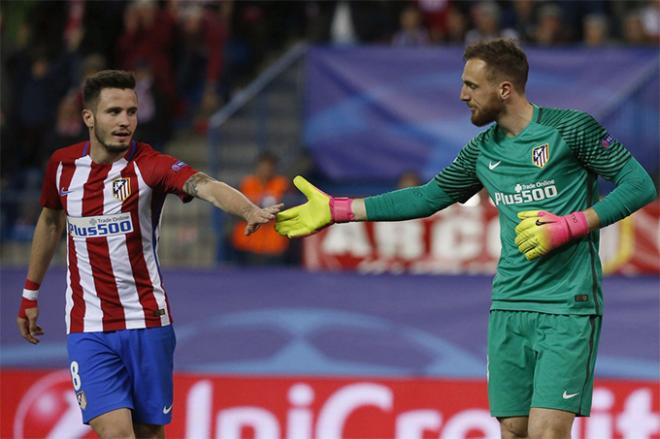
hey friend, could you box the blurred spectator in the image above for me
[417,0,451,43]
[133,62,171,148]
[392,5,430,46]
[11,49,72,167]
[348,1,402,44]
[117,0,177,126]
[77,1,126,67]
[557,0,609,42]
[331,1,357,44]
[308,1,400,45]
[622,10,651,45]
[535,3,567,46]
[641,0,660,43]
[223,1,306,94]
[397,170,422,189]
[583,14,611,47]
[47,91,86,150]
[226,1,271,81]
[17,2,68,58]
[509,0,537,43]
[465,2,519,46]
[444,6,468,43]
[231,152,290,265]
[80,53,107,81]
[171,2,226,133]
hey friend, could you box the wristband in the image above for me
[23,279,40,301]
[329,197,355,223]
[19,279,40,318]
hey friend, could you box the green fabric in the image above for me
[488,311,601,417]
[364,179,454,221]
[433,105,646,315]
[592,158,656,227]
[362,105,654,316]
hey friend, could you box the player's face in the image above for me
[460,59,504,127]
[87,88,138,153]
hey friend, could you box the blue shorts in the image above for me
[66,326,176,425]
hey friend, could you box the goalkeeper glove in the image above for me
[275,176,354,238]
[515,210,589,260]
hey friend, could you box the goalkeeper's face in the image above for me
[460,59,505,127]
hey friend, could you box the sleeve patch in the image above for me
[600,133,614,149]
[171,160,189,172]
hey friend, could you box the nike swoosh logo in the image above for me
[562,391,579,399]
[163,404,173,414]
[59,189,74,196]
[488,161,501,170]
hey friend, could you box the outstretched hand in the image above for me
[244,203,283,235]
[275,176,333,238]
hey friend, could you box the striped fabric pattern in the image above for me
[41,142,197,333]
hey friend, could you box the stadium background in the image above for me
[1,1,658,438]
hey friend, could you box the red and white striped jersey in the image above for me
[40,141,198,333]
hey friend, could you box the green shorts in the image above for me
[487,310,601,418]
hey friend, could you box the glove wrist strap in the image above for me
[565,211,589,239]
[330,197,355,223]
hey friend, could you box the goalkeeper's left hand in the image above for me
[515,210,590,260]
[275,176,355,238]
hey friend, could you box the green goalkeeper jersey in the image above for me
[435,105,631,316]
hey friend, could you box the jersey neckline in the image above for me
[493,104,539,144]
[82,140,138,165]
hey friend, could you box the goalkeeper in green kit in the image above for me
[275,39,656,438]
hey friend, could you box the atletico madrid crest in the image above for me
[76,390,87,410]
[532,144,550,168]
[112,177,131,201]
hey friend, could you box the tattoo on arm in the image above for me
[183,172,213,197]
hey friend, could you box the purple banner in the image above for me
[304,47,659,182]
[1,267,657,380]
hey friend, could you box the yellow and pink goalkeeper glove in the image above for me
[275,176,354,238]
[514,210,590,260]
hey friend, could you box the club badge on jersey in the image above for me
[532,143,550,168]
[112,177,131,201]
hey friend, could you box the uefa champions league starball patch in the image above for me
[112,177,131,201]
[532,143,550,168]
[171,160,188,172]
[601,133,614,149]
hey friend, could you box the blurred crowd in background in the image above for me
[1,0,658,264]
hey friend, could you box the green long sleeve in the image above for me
[592,158,656,227]
[364,179,456,221]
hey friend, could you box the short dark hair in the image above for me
[464,39,528,92]
[82,70,136,109]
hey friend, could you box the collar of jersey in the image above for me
[82,141,137,163]
[493,104,539,144]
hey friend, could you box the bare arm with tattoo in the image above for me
[183,172,282,235]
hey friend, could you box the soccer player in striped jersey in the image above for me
[275,40,656,438]
[16,70,281,438]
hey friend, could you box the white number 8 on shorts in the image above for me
[70,360,82,391]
